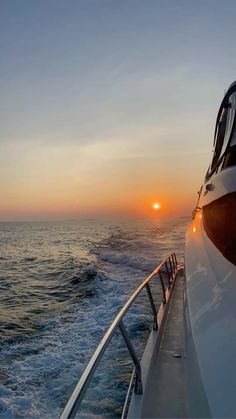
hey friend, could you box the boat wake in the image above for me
[0,218,188,418]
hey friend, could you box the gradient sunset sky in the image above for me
[1,0,236,221]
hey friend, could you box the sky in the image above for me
[1,0,236,221]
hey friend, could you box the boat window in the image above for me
[203,192,236,266]
[211,106,228,171]
[230,124,236,146]
[206,89,236,180]
[222,144,236,169]
[221,94,236,169]
[222,93,236,147]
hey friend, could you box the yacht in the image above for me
[185,80,236,418]
[60,82,236,418]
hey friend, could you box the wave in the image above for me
[0,218,188,419]
[100,251,158,273]
[0,256,108,340]
[22,257,37,262]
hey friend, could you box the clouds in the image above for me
[0,1,235,219]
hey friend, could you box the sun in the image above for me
[153,202,160,210]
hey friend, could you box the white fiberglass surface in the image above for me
[201,166,236,207]
[185,215,236,417]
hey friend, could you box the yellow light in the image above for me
[153,202,160,210]
[193,226,196,233]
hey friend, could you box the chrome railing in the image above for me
[60,253,179,419]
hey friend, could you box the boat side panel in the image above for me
[184,278,211,418]
[200,166,236,207]
[185,212,236,417]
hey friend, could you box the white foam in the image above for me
[0,218,188,418]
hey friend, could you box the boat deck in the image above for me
[128,271,186,418]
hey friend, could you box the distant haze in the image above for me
[1,0,235,221]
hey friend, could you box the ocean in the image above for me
[0,217,189,418]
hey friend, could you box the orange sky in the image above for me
[0,139,206,220]
[1,1,233,221]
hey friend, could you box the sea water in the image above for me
[0,218,189,418]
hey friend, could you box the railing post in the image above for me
[119,320,143,395]
[146,283,158,330]
[174,253,178,270]
[158,271,166,304]
[168,257,174,282]
[164,261,171,288]
[171,254,176,273]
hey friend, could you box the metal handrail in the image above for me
[60,253,178,419]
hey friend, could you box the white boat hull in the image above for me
[185,211,236,417]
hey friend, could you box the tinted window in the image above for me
[211,106,228,171]
[203,192,236,265]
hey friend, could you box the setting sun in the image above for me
[153,202,160,210]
